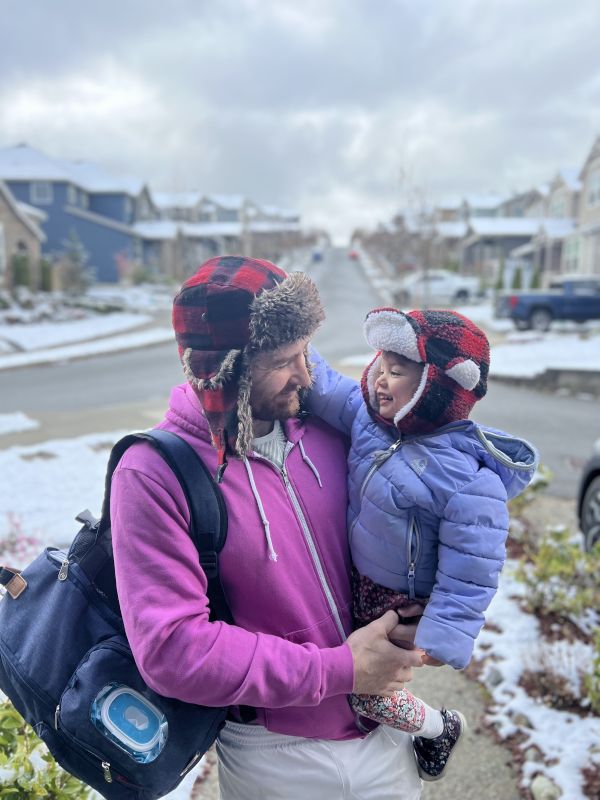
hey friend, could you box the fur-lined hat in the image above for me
[172,256,324,480]
[361,307,489,435]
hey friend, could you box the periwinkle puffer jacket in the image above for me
[309,352,538,669]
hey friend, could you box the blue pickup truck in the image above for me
[495,275,600,331]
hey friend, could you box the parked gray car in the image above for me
[578,437,600,552]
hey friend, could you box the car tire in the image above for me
[581,475,600,552]
[454,290,469,303]
[529,308,553,332]
[514,319,530,331]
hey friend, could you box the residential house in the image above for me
[0,144,148,282]
[577,135,600,275]
[0,181,46,289]
[462,217,544,282]
[460,194,506,220]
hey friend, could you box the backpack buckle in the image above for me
[199,550,218,579]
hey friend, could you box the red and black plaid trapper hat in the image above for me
[361,307,489,435]
[172,256,324,480]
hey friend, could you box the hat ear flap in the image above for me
[445,359,481,391]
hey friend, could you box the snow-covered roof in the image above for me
[151,191,203,210]
[132,221,180,240]
[249,220,301,233]
[0,144,145,196]
[434,221,468,239]
[0,181,46,241]
[60,159,145,196]
[206,193,246,211]
[16,201,47,222]
[0,144,72,182]
[182,221,242,237]
[539,218,577,239]
[466,217,543,237]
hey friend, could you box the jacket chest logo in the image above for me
[410,457,428,476]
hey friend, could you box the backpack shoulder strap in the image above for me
[100,429,232,624]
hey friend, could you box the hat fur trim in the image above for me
[364,309,421,363]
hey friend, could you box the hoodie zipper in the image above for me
[406,515,422,600]
[251,445,347,643]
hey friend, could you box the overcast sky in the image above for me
[2,0,600,242]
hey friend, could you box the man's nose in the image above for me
[294,356,312,388]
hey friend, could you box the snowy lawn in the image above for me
[0,412,39,436]
[0,432,598,798]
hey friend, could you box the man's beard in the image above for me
[251,386,302,422]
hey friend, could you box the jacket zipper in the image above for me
[406,516,422,600]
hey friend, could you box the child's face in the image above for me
[374,352,424,421]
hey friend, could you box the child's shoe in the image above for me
[413,708,466,781]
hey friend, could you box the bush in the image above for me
[584,630,600,715]
[510,267,522,290]
[11,255,30,288]
[515,529,600,624]
[40,259,54,293]
[0,700,90,798]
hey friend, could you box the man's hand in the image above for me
[346,610,424,695]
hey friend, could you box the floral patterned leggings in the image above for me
[351,570,428,734]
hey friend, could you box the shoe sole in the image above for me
[417,710,468,782]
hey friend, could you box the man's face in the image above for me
[249,338,311,421]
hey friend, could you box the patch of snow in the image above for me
[0,412,39,436]
[475,566,600,800]
[0,327,174,370]
[0,312,151,352]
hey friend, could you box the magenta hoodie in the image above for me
[111,383,361,740]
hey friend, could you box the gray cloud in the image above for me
[1,0,600,240]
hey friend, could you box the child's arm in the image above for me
[413,469,509,669]
[307,346,363,435]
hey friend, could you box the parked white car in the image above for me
[393,269,480,307]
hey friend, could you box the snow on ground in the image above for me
[0,412,39,436]
[0,326,174,370]
[474,567,600,800]
[0,312,152,352]
[1,431,598,798]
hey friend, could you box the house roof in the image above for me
[60,159,145,195]
[151,191,204,209]
[0,144,72,182]
[206,193,246,211]
[0,144,145,196]
[0,181,46,241]
[132,220,181,240]
[466,217,543,237]
[538,218,577,239]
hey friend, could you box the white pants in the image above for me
[216,721,422,800]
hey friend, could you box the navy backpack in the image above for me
[0,429,234,799]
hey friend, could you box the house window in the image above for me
[30,182,53,205]
[588,169,600,207]
[67,184,77,206]
[124,197,133,221]
[81,193,89,210]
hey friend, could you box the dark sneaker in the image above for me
[413,708,466,781]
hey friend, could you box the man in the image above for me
[111,256,423,799]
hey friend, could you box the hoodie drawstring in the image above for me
[243,457,278,562]
[298,439,323,487]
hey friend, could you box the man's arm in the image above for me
[112,463,419,708]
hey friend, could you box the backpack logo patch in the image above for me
[411,457,428,476]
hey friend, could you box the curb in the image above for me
[491,367,600,397]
